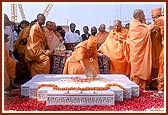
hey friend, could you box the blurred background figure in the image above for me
[91,26,97,36]
[81,26,91,41]
[95,24,109,48]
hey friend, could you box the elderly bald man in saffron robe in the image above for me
[95,24,109,48]
[128,9,152,89]
[25,14,51,77]
[63,36,100,76]
[98,20,130,76]
[44,21,60,53]
[52,22,64,42]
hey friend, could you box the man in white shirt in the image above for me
[4,25,14,52]
[64,23,81,43]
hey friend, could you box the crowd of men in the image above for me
[4,7,164,95]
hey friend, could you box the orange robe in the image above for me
[151,30,162,68]
[25,22,50,77]
[158,48,164,91]
[63,40,100,74]
[150,21,163,89]
[54,31,63,41]
[129,19,152,89]
[155,16,164,91]
[99,28,130,76]
[95,31,109,47]
[13,27,30,59]
[44,27,60,53]
[4,43,16,89]
[14,27,30,54]
[13,27,31,84]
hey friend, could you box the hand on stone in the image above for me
[85,69,92,78]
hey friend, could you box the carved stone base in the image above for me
[127,84,139,97]
[110,86,123,101]
[123,86,132,99]
[29,84,39,98]
[21,82,33,97]
[46,90,115,106]
[37,87,54,101]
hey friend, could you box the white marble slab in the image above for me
[110,86,123,101]
[37,87,54,101]
[21,74,140,106]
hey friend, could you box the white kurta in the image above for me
[64,31,81,43]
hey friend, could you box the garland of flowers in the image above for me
[37,83,125,91]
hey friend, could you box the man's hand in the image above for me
[97,50,103,56]
[43,49,51,56]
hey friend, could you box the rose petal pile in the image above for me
[4,88,164,111]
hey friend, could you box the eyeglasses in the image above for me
[152,15,161,19]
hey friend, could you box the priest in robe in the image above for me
[98,20,130,76]
[25,14,51,77]
[63,36,100,77]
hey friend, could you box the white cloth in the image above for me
[64,31,81,43]
[4,26,14,51]
[86,34,89,38]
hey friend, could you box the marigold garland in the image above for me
[37,82,125,91]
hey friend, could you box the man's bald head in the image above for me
[114,20,121,25]
[37,13,45,19]
[37,13,46,26]
[52,22,56,27]
[46,21,52,26]
[151,8,162,22]
[46,21,53,31]
[99,24,106,32]
[114,20,122,32]
[133,9,145,23]
[100,24,105,28]
[52,22,57,32]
